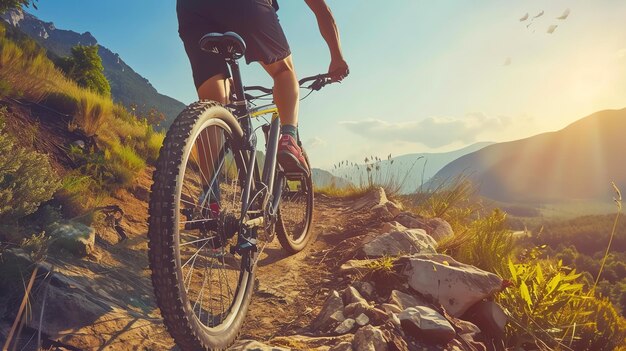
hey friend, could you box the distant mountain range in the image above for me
[2,9,185,127]
[432,108,626,203]
[330,142,492,194]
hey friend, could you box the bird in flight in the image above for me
[557,9,570,20]
[519,13,529,21]
[533,10,545,19]
[547,25,558,34]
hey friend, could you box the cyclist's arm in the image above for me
[305,0,349,80]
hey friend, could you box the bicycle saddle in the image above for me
[199,32,246,60]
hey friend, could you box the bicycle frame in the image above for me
[222,58,284,250]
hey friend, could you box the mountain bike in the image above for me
[147,32,336,350]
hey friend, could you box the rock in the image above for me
[380,221,407,233]
[462,300,507,338]
[351,187,389,211]
[355,313,370,326]
[381,303,402,315]
[361,229,437,258]
[388,290,428,311]
[330,342,353,351]
[335,318,356,334]
[394,213,454,242]
[312,290,345,330]
[330,310,346,323]
[455,319,481,337]
[352,325,388,351]
[385,201,402,217]
[230,340,290,350]
[401,254,503,316]
[344,286,369,305]
[344,301,370,319]
[399,306,455,344]
[427,217,454,242]
[48,221,96,257]
[353,281,376,300]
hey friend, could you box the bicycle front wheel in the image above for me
[148,101,254,350]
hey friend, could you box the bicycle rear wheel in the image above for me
[276,153,315,253]
[148,101,254,350]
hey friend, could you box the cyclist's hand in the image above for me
[328,58,349,82]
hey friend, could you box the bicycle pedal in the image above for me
[284,172,305,181]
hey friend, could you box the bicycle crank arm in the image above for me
[244,216,264,227]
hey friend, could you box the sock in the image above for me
[280,124,298,139]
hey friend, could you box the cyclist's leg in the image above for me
[261,56,299,127]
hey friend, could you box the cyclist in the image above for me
[177,0,349,174]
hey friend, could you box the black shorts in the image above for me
[177,0,291,89]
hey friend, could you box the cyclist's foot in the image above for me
[277,134,309,174]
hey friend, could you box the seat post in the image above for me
[226,59,254,149]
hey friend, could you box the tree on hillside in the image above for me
[59,45,111,96]
[0,0,37,14]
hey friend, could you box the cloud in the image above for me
[304,136,327,149]
[339,113,517,148]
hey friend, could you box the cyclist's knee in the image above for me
[262,55,296,79]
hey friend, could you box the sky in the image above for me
[30,0,626,168]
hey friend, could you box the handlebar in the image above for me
[244,73,334,97]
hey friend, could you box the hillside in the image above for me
[312,168,352,189]
[1,9,185,127]
[432,108,626,203]
[330,142,492,194]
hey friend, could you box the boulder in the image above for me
[361,229,437,258]
[401,254,503,316]
[312,290,344,330]
[398,307,455,344]
[48,221,96,256]
[335,318,356,334]
[388,290,428,311]
[351,187,389,211]
[352,325,388,351]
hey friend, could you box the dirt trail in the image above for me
[5,175,374,350]
[242,194,359,342]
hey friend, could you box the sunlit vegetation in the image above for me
[0,107,60,223]
[0,21,164,201]
[356,169,626,349]
[0,19,165,249]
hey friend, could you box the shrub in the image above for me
[440,209,515,275]
[0,108,60,222]
[499,259,626,349]
[58,45,110,96]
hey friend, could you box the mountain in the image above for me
[311,168,352,189]
[432,108,626,203]
[1,9,185,127]
[330,142,492,194]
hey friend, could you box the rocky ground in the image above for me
[0,180,508,351]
